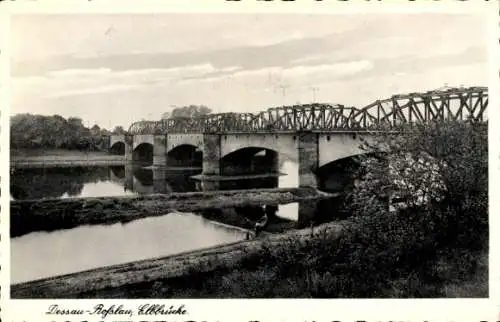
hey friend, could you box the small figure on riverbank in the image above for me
[254,213,268,237]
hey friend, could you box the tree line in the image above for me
[11,106,212,151]
[10,114,127,151]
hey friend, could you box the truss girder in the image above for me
[127,86,488,135]
[354,86,488,128]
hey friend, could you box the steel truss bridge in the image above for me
[128,86,488,135]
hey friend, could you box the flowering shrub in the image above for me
[348,120,488,253]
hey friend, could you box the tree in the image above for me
[112,126,127,135]
[90,124,101,135]
[165,105,212,119]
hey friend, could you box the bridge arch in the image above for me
[109,141,125,155]
[316,152,382,193]
[219,146,282,190]
[132,143,154,166]
[318,133,368,168]
[109,134,126,154]
[221,147,279,175]
[220,133,297,162]
[166,134,203,154]
[167,144,203,167]
[133,134,154,150]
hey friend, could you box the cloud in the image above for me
[43,84,146,98]
[47,68,113,77]
[9,13,488,128]
[10,14,353,63]
[14,63,244,99]
[47,64,219,79]
[290,54,328,65]
[179,60,374,88]
[281,60,374,78]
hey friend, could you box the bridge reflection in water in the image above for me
[11,160,319,284]
[10,158,359,227]
[107,164,282,195]
[109,165,201,195]
[116,159,353,227]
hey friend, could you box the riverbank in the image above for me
[11,149,125,168]
[11,187,336,237]
[12,213,486,299]
[12,158,126,168]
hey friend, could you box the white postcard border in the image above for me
[0,1,498,321]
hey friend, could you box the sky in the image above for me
[10,13,489,130]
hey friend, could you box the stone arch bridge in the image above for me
[108,86,488,190]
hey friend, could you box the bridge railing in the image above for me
[125,86,488,135]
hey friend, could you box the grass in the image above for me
[82,204,487,299]
[437,249,488,297]
[165,240,487,298]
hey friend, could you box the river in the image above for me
[10,160,300,284]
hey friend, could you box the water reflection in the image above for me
[11,161,304,223]
[10,165,202,200]
[11,160,341,283]
[11,213,246,284]
[11,160,356,283]
[10,167,110,200]
[11,160,300,200]
[10,160,347,227]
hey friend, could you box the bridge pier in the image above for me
[125,135,133,162]
[153,135,167,167]
[298,132,319,188]
[202,133,221,191]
